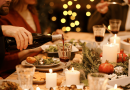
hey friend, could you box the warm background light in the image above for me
[68,10,72,15]
[61,18,66,23]
[70,22,75,27]
[75,20,80,26]
[63,4,68,9]
[76,4,81,9]
[62,27,66,31]
[63,11,68,16]
[76,27,81,32]
[90,0,94,2]
[74,0,77,1]
[50,2,54,7]
[70,16,75,20]
[66,26,71,31]
[68,1,73,6]
[108,25,110,30]
[86,4,91,9]
[51,16,57,21]
[72,12,77,17]
[86,12,91,16]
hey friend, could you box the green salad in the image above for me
[33,56,60,65]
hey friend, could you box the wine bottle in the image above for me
[5,33,63,52]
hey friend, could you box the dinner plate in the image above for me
[21,58,60,68]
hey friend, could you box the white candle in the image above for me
[46,69,57,88]
[65,67,80,85]
[108,84,123,90]
[128,59,130,77]
[112,39,120,53]
[110,34,121,47]
[102,43,117,63]
[36,87,41,90]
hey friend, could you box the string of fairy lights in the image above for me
[50,0,95,32]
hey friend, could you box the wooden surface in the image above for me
[5,31,130,90]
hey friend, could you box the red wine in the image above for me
[5,33,63,52]
[95,36,104,42]
[111,30,119,34]
[60,57,69,62]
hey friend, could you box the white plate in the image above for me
[21,58,60,68]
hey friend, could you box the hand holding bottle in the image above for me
[1,25,33,50]
[96,0,109,14]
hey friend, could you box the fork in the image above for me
[107,2,127,6]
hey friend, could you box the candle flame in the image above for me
[114,84,117,89]
[72,67,74,71]
[36,87,41,90]
[107,43,109,44]
[114,34,117,37]
[49,69,53,73]
[110,43,113,47]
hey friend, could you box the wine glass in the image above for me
[93,25,106,48]
[109,19,121,35]
[57,43,72,76]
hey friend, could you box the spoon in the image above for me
[107,2,127,6]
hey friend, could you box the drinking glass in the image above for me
[109,19,121,35]
[57,43,72,76]
[88,73,108,90]
[93,25,106,48]
[16,64,35,90]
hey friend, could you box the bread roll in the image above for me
[26,57,36,64]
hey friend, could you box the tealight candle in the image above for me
[108,84,123,90]
[65,67,80,85]
[110,34,121,47]
[46,69,57,88]
[102,43,117,63]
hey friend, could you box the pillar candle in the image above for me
[65,67,80,85]
[46,69,57,88]
[102,43,117,63]
[112,39,120,53]
[110,34,121,47]
[108,84,123,90]
[128,59,130,77]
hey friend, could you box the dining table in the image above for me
[5,31,130,90]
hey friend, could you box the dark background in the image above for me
[36,0,101,34]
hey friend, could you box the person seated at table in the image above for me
[87,0,130,32]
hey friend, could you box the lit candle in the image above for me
[128,59,130,77]
[65,67,80,85]
[102,43,117,63]
[108,84,123,90]
[112,39,120,53]
[46,69,57,88]
[36,87,41,90]
[110,34,121,47]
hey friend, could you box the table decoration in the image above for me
[46,69,57,88]
[110,34,121,46]
[68,42,130,86]
[65,67,80,85]
[112,39,120,52]
[108,84,123,90]
[102,43,117,63]
[117,49,127,63]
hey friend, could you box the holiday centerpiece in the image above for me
[69,42,130,87]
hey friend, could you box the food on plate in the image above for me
[123,38,130,43]
[45,45,58,52]
[99,60,114,74]
[0,81,22,90]
[32,56,60,65]
[68,39,84,47]
[33,72,46,81]
[26,57,36,64]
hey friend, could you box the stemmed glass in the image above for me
[93,25,106,48]
[109,19,121,35]
[57,43,72,76]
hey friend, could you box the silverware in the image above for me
[108,2,127,6]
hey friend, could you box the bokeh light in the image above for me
[86,4,91,9]
[70,22,75,27]
[70,16,75,20]
[68,1,73,6]
[61,0,65,1]
[75,20,80,26]
[76,27,81,32]
[76,4,81,9]
[90,0,94,2]
[61,18,66,23]
[108,25,110,30]
[72,12,77,17]
[86,12,91,16]
[50,2,54,7]
[51,16,57,21]
[74,0,77,1]
[63,4,68,9]
[68,10,72,15]
[66,26,71,31]
[63,11,68,16]
[62,27,66,31]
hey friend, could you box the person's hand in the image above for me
[52,29,68,39]
[96,0,109,14]
[1,25,33,50]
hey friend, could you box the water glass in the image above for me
[16,64,35,90]
[88,73,108,90]
[109,19,121,34]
